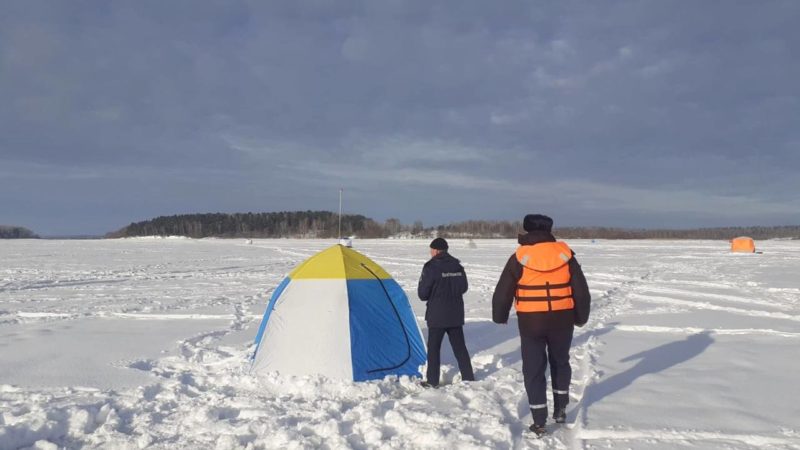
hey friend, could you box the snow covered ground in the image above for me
[1,237,799,449]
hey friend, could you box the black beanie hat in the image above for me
[430,237,449,250]
[523,214,554,232]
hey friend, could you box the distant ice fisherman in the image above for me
[492,214,591,436]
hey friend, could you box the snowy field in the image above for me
[1,238,799,449]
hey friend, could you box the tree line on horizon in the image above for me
[106,211,387,239]
[105,211,800,240]
[0,225,38,239]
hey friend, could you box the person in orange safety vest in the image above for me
[492,214,591,436]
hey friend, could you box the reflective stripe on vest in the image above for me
[515,242,575,313]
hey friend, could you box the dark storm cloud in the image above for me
[1,0,798,235]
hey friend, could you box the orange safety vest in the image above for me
[515,241,575,313]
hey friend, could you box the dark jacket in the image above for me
[418,251,469,328]
[492,231,591,334]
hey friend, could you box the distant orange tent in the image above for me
[730,236,756,253]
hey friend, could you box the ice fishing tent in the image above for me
[251,244,426,381]
[730,236,756,253]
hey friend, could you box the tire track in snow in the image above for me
[614,324,800,338]
[630,293,800,322]
[577,428,799,447]
[637,285,791,310]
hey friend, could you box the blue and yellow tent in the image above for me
[251,244,426,381]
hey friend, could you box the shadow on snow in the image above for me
[580,331,715,420]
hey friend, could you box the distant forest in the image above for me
[436,220,800,240]
[0,225,38,239]
[106,212,800,240]
[107,211,386,239]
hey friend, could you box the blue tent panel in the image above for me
[252,276,291,359]
[347,279,426,381]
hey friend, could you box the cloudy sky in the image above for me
[1,1,798,235]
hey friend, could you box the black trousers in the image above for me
[521,326,573,425]
[426,326,475,385]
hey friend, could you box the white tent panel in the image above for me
[252,279,353,379]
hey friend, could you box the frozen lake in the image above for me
[1,238,799,449]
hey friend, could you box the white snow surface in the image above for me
[1,238,799,449]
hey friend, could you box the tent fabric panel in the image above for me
[731,236,756,253]
[347,279,426,381]
[251,279,353,379]
[381,278,427,371]
[252,276,291,359]
[340,246,392,280]
[289,246,347,279]
[290,245,392,280]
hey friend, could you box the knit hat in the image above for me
[523,214,554,232]
[429,237,449,250]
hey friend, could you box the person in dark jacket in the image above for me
[418,237,475,387]
[492,214,591,435]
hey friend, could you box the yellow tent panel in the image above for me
[289,245,392,280]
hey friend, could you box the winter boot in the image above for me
[553,391,569,423]
[553,407,566,424]
[529,423,547,437]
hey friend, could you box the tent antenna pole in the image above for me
[338,188,343,240]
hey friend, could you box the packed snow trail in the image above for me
[1,238,799,449]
